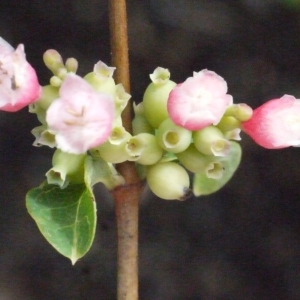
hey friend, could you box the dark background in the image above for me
[0,0,300,299]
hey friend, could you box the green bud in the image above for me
[43,49,65,75]
[176,144,224,178]
[224,129,241,141]
[114,84,131,117]
[31,125,56,148]
[193,126,230,157]
[224,103,253,122]
[176,143,210,173]
[206,161,224,180]
[108,126,130,145]
[217,116,240,132]
[234,103,253,121]
[146,162,191,200]
[50,76,63,88]
[143,67,176,128]
[56,67,68,80]
[132,103,155,135]
[156,118,192,153]
[84,61,116,96]
[91,127,131,163]
[46,149,86,188]
[132,114,155,135]
[38,85,59,111]
[65,57,79,73]
[29,85,59,124]
[126,133,163,165]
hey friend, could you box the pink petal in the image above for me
[242,95,300,149]
[167,70,232,130]
[46,74,114,154]
[0,39,41,112]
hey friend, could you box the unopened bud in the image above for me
[43,49,64,75]
[126,133,163,165]
[46,149,86,188]
[91,127,131,163]
[143,67,176,128]
[65,57,78,73]
[29,85,59,124]
[193,126,231,157]
[217,116,240,132]
[146,162,191,200]
[156,118,192,153]
[225,103,253,122]
[84,61,116,95]
[31,125,56,148]
[132,103,155,135]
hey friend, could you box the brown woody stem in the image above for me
[109,0,141,299]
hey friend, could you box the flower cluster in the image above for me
[133,67,251,199]
[1,37,300,201]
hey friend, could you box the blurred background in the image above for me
[0,0,300,299]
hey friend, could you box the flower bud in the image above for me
[156,118,192,153]
[50,76,63,87]
[91,127,131,163]
[0,38,41,112]
[132,103,155,135]
[31,125,56,148]
[84,61,116,96]
[143,67,176,128]
[146,162,191,200]
[46,149,86,188]
[193,126,230,157]
[43,49,65,75]
[242,95,300,148]
[205,161,224,179]
[114,83,131,117]
[176,144,209,172]
[29,85,59,124]
[216,116,240,132]
[126,133,163,165]
[176,144,224,178]
[225,103,253,122]
[224,128,241,141]
[65,57,78,73]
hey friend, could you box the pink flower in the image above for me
[46,74,114,154]
[167,69,232,131]
[242,95,300,149]
[0,37,41,112]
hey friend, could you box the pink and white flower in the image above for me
[167,69,232,131]
[0,37,41,112]
[46,74,114,154]
[242,95,300,149]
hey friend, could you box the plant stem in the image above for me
[109,0,141,299]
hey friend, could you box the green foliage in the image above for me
[193,142,242,196]
[26,182,96,265]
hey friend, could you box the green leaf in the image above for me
[26,182,96,264]
[193,142,242,196]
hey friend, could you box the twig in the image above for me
[109,0,141,299]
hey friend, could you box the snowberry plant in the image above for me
[1,36,300,265]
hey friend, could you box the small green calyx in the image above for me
[46,149,86,188]
[143,67,177,128]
